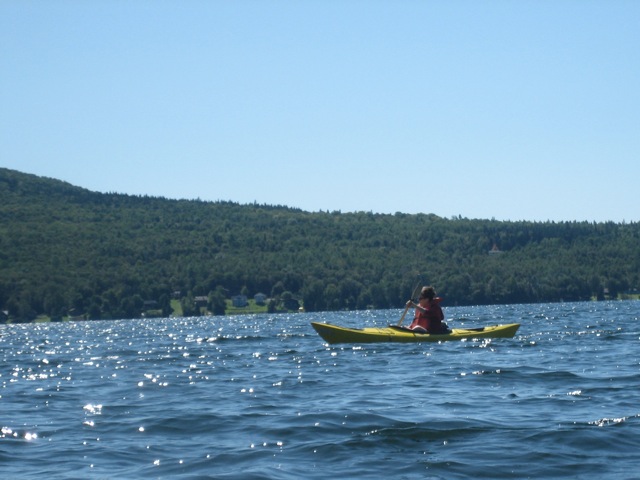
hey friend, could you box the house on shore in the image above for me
[254,293,267,306]
[232,295,248,308]
[488,243,503,255]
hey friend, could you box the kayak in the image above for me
[311,322,520,344]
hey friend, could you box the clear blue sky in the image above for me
[2,1,639,222]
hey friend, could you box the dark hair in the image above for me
[420,286,436,300]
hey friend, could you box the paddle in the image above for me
[397,280,423,326]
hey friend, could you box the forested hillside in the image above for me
[1,167,639,323]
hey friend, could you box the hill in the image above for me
[1,167,639,322]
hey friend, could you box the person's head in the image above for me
[420,286,436,301]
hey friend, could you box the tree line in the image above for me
[1,167,639,323]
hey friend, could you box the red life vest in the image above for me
[409,297,446,333]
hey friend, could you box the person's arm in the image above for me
[406,300,426,313]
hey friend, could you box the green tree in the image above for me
[2,167,640,321]
[208,287,226,316]
[181,295,198,317]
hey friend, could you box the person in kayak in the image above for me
[406,286,449,334]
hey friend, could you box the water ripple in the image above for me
[2,301,640,478]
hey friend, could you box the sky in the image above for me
[2,1,639,223]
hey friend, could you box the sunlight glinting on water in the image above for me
[1,302,640,479]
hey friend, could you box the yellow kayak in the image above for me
[311,322,520,344]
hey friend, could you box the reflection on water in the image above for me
[1,301,640,479]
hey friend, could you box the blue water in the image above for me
[1,301,640,479]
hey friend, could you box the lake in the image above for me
[1,301,639,479]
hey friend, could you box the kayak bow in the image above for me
[311,322,520,344]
